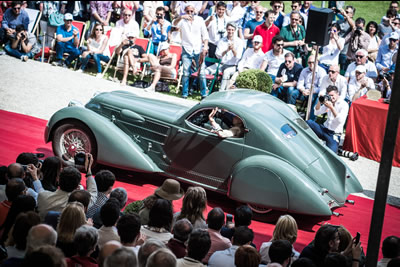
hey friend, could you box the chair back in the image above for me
[169,44,182,74]
[25,8,42,34]
[71,21,86,48]
[135,38,151,53]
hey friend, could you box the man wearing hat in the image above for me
[139,179,184,225]
[52,13,81,68]
[349,65,376,101]
[145,42,178,92]
[376,31,399,73]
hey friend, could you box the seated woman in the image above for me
[208,107,245,138]
[144,42,177,92]
[78,23,109,77]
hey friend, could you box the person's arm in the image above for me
[199,1,207,15]
[72,28,79,47]
[205,14,214,27]
[169,53,177,68]
[27,164,45,194]
[84,153,98,208]
[97,35,108,54]
[20,35,33,53]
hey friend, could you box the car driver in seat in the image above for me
[208,107,245,138]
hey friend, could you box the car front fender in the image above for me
[46,106,161,173]
[228,155,333,216]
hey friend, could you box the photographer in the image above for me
[345,17,370,62]
[3,24,40,61]
[205,1,228,59]
[306,85,349,153]
[377,69,394,99]
[143,6,171,55]
[280,11,306,64]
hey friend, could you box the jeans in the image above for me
[271,86,294,103]
[55,42,81,65]
[4,44,34,59]
[181,49,207,97]
[306,120,339,153]
[81,53,110,73]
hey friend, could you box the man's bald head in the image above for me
[7,163,25,179]
[5,178,26,201]
[98,240,122,267]
[26,224,58,254]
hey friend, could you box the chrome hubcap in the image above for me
[60,128,91,161]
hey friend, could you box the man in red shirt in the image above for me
[253,10,280,53]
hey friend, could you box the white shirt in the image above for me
[319,37,345,65]
[238,48,264,71]
[297,65,326,94]
[348,76,375,100]
[226,4,246,28]
[177,15,209,54]
[315,99,349,134]
[262,49,289,76]
[116,18,140,39]
[207,15,228,45]
[215,37,244,65]
[345,61,378,82]
[319,74,348,100]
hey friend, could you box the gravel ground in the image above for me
[0,54,399,206]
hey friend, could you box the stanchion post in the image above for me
[305,45,319,121]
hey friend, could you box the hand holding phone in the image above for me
[354,232,360,245]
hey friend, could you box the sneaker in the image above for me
[144,85,155,92]
[0,51,6,56]
[182,95,188,99]
[96,73,103,79]
[76,69,83,73]
[52,60,63,67]
[20,55,28,62]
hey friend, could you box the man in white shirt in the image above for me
[227,35,265,89]
[116,8,140,39]
[306,85,349,153]
[349,65,375,101]
[215,23,244,91]
[173,3,209,99]
[345,49,378,82]
[205,1,228,58]
[260,35,289,81]
[319,64,348,100]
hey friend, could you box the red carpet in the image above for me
[1,109,399,259]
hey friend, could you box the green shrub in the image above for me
[236,69,273,93]
[123,200,143,214]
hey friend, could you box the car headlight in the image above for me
[68,100,83,107]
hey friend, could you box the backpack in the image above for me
[48,12,65,27]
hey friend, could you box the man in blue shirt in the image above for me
[243,5,264,48]
[52,13,81,68]
[376,31,399,73]
[143,6,171,55]
[0,1,29,45]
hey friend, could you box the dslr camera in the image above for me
[129,40,134,46]
[354,26,363,36]
[319,94,332,103]
[378,72,392,82]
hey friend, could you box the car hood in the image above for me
[87,91,192,124]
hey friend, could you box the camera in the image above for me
[296,45,307,58]
[319,94,332,103]
[156,15,163,19]
[74,152,86,166]
[218,30,226,38]
[378,72,392,82]
[20,32,26,39]
[354,26,363,36]
[129,40,134,46]
[338,148,359,161]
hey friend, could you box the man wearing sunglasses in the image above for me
[260,36,289,82]
[243,5,264,48]
[345,49,378,84]
[282,1,304,27]
[376,31,399,73]
[116,9,140,40]
[143,6,171,55]
[52,13,81,68]
[0,1,29,45]
[173,3,209,99]
[319,65,348,101]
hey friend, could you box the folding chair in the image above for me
[48,21,87,67]
[25,8,42,36]
[190,57,221,95]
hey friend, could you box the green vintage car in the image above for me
[45,89,363,216]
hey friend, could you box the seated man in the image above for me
[3,23,40,61]
[116,8,140,39]
[115,32,157,86]
[271,52,303,103]
[0,1,29,45]
[345,49,378,83]
[349,65,376,102]
[376,31,399,73]
[208,107,245,138]
[306,85,349,153]
[52,13,81,68]
[227,35,265,89]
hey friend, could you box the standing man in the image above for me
[306,85,349,153]
[116,8,140,40]
[173,3,209,99]
[0,1,29,45]
[271,52,303,103]
[253,10,280,53]
[280,11,306,63]
[205,1,228,59]
[243,5,264,49]
[143,6,171,54]
[345,17,370,63]
[299,1,315,29]
[260,35,289,81]
[216,22,244,91]
[282,1,304,27]
[270,1,284,29]
[238,1,259,41]
[52,13,81,68]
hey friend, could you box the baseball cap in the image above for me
[389,31,399,40]
[355,65,366,73]
[64,13,73,20]
[126,32,137,38]
[159,42,170,52]
[253,35,263,43]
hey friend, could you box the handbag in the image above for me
[48,12,65,27]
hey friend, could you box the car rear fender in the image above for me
[228,156,333,216]
[46,106,161,173]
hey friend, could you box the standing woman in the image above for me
[319,24,345,72]
[78,23,110,77]
[366,21,381,63]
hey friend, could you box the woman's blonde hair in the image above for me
[338,225,353,255]
[271,214,298,244]
[57,202,86,243]
[177,186,207,224]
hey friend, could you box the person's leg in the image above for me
[308,93,319,121]
[80,51,91,70]
[96,54,109,73]
[287,87,300,105]
[121,54,130,85]
[64,46,81,66]
[181,50,192,98]
[150,65,161,88]
[323,129,339,153]
[220,65,236,91]
[227,71,239,89]
[270,85,283,98]
[4,44,24,59]
[55,42,66,61]
[197,55,208,97]
[306,120,325,139]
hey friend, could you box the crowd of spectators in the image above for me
[1,0,398,153]
[0,151,399,267]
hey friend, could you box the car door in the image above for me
[162,108,245,192]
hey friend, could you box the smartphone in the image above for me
[226,214,233,223]
[355,232,361,244]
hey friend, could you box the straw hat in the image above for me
[154,179,184,200]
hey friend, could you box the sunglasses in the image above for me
[65,19,73,22]
[273,5,280,8]
[355,55,364,59]
[256,11,264,14]
[393,22,400,25]
[123,14,131,17]
[253,41,261,44]
[285,60,292,63]
[13,7,21,10]
[291,5,299,8]
[355,71,364,75]
[95,28,103,31]
[328,70,337,73]
[345,10,353,14]
[291,18,299,21]
[275,43,284,47]
[390,38,398,42]
[186,10,194,13]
